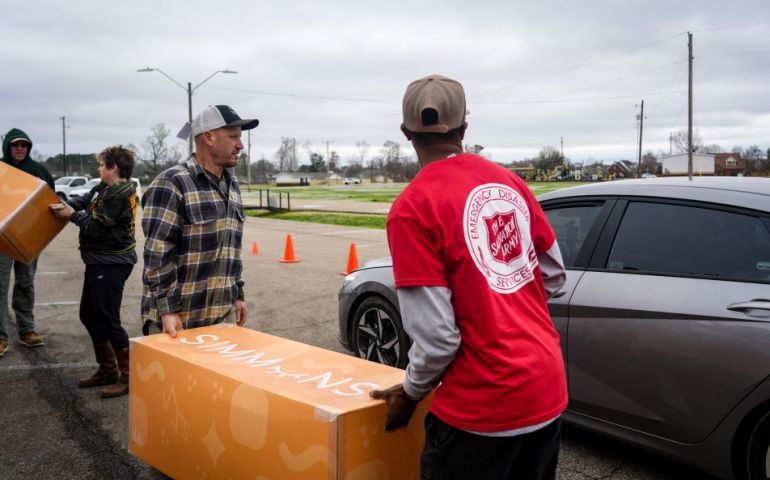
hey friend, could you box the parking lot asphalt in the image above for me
[0,212,716,479]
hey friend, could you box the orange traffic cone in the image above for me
[341,242,359,275]
[279,234,299,263]
[251,241,259,256]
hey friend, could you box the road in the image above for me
[0,211,717,479]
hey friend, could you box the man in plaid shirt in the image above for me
[141,105,259,337]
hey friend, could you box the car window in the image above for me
[607,202,770,282]
[544,203,604,268]
[71,178,86,187]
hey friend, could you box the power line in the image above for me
[475,90,686,105]
[694,22,770,33]
[207,82,686,106]
[206,85,395,104]
[554,60,687,99]
[487,32,686,94]
[699,49,770,59]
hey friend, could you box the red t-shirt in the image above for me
[387,153,567,432]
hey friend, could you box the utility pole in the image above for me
[560,137,564,157]
[60,116,67,177]
[324,140,333,171]
[137,68,237,158]
[688,31,694,181]
[669,132,673,156]
[637,100,644,176]
[187,82,194,157]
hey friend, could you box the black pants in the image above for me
[420,413,561,480]
[79,263,133,350]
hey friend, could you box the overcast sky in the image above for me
[2,1,769,167]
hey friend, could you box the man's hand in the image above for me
[235,300,248,326]
[49,203,75,220]
[161,313,183,338]
[369,383,419,432]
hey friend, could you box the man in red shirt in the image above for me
[371,74,567,480]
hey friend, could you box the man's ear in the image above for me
[400,124,412,141]
[459,122,468,140]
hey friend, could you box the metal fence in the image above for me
[248,189,291,211]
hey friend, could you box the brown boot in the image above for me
[79,342,119,388]
[101,347,129,398]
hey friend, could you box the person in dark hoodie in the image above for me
[49,145,137,398]
[0,128,54,358]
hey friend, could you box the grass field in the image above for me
[241,181,581,204]
[241,184,404,203]
[245,210,387,229]
[243,181,581,229]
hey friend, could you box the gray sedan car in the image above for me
[338,176,770,480]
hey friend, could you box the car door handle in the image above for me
[727,300,770,319]
[552,290,567,299]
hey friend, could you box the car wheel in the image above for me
[746,411,770,480]
[56,192,66,201]
[350,296,410,369]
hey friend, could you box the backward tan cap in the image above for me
[402,74,466,133]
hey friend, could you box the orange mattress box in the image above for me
[129,324,430,480]
[0,161,67,263]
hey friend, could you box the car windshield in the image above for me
[55,177,73,185]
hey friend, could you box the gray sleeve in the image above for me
[539,241,567,299]
[398,286,460,400]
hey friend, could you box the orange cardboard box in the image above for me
[0,161,67,263]
[129,324,430,479]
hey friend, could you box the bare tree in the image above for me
[670,129,704,154]
[328,151,340,173]
[354,141,370,167]
[700,144,723,154]
[302,141,326,172]
[533,145,564,173]
[380,141,405,181]
[639,151,659,175]
[743,145,764,174]
[344,161,363,177]
[274,137,297,172]
[140,124,182,178]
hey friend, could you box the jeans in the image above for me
[0,254,38,340]
[420,413,561,480]
[79,263,133,350]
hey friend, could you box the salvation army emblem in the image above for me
[463,183,538,294]
[483,210,522,265]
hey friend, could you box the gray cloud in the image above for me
[1,0,768,165]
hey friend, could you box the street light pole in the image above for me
[137,67,238,157]
[187,82,193,155]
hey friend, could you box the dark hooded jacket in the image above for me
[1,128,54,189]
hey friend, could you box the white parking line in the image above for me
[35,301,79,306]
[0,361,94,372]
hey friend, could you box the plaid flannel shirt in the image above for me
[141,158,245,330]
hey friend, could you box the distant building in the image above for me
[661,153,715,176]
[274,172,342,186]
[714,153,744,176]
[508,166,535,180]
[607,160,636,178]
